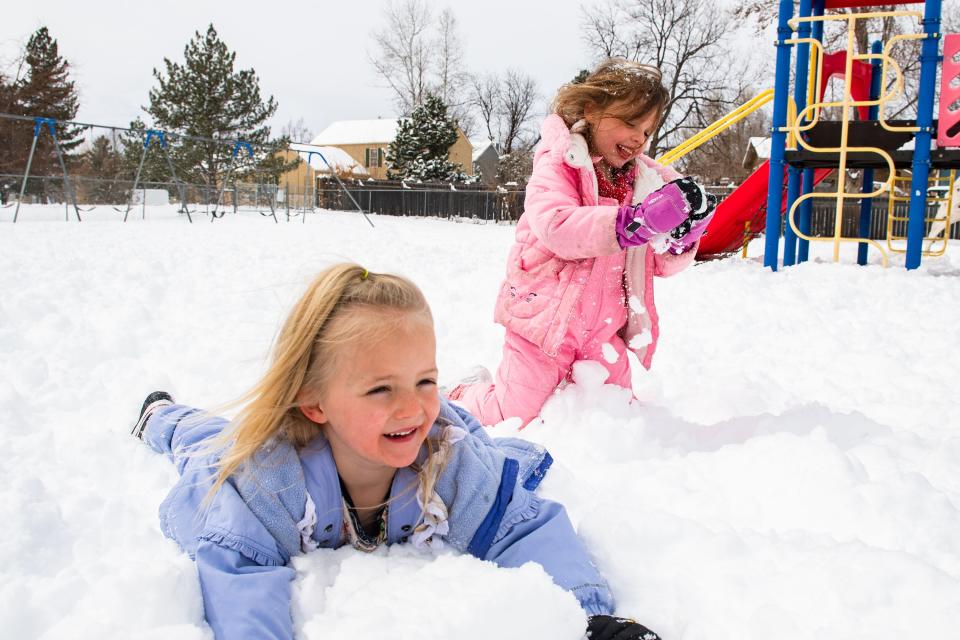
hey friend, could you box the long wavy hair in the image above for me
[553,57,670,137]
[206,263,435,501]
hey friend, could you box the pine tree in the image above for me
[143,24,295,188]
[0,72,17,202]
[0,27,83,196]
[77,135,126,203]
[386,93,465,182]
[116,117,182,193]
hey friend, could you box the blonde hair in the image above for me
[207,263,434,500]
[553,58,670,132]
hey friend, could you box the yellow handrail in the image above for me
[657,89,774,166]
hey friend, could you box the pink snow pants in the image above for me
[458,267,631,427]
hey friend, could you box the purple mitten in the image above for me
[615,181,691,249]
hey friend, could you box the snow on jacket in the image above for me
[147,398,614,639]
[494,114,696,366]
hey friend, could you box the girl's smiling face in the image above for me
[586,103,659,169]
[299,309,440,485]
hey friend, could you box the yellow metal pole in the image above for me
[830,18,856,262]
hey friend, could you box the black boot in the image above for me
[586,615,661,640]
[131,391,174,440]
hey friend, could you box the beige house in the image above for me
[310,118,474,181]
[276,143,368,208]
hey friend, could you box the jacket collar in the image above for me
[539,114,594,169]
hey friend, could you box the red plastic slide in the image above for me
[697,161,832,257]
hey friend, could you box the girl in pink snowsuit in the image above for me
[451,59,717,426]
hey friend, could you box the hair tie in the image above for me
[361,269,369,280]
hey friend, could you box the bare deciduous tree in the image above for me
[280,117,314,144]
[369,0,431,115]
[467,70,540,151]
[497,140,536,185]
[465,68,541,183]
[500,70,540,154]
[433,9,467,111]
[368,0,471,131]
[581,0,761,158]
[469,72,501,142]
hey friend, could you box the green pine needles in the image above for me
[386,94,466,182]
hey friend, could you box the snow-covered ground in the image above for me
[2,205,959,639]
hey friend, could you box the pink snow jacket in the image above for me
[493,114,696,367]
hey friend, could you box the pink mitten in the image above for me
[615,180,691,248]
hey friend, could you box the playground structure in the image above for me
[663,0,960,270]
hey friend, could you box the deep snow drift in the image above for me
[2,205,959,639]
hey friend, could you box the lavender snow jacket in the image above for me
[148,398,614,639]
[494,114,696,366]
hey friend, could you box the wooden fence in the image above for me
[316,179,526,222]
[315,178,958,240]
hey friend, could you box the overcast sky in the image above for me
[1,0,592,141]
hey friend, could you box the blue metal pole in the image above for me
[763,0,796,271]
[857,41,883,266]
[783,0,813,267]
[798,170,815,262]
[784,167,802,265]
[798,0,826,263]
[905,0,941,270]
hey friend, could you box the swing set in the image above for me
[115,128,194,223]
[12,117,91,222]
[1,113,372,225]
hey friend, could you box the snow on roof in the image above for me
[747,136,771,159]
[310,119,399,146]
[742,136,771,169]
[471,138,497,162]
[288,143,368,175]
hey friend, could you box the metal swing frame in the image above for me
[301,149,373,227]
[117,129,195,223]
[13,117,90,222]
[210,140,279,223]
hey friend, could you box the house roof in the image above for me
[471,138,498,162]
[742,136,772,169]
[747,136,771,159]
[288,143,368,175]
[310,119,399,146]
